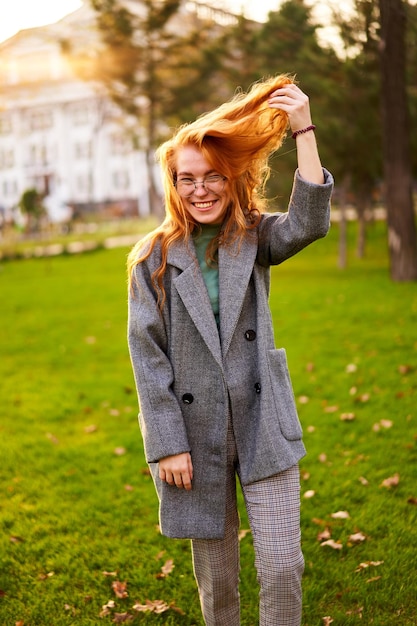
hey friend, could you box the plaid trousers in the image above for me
[191,421,304,626]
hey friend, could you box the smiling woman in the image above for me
[0,0,82,43]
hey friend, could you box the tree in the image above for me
[88,0,230,217]
[19,188,45,234]
[379,0,417,280]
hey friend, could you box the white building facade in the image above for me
[0,4,154,218]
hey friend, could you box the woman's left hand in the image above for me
[268,83,312,134]
[268,83,324,184]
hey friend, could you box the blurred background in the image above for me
[0,0,416,280]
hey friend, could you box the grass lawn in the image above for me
[0,220,416,625]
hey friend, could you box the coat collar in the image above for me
[167,232,258,363]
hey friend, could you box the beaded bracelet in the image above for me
[292,124,316,139]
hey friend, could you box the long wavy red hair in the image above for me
[128,74,294,306]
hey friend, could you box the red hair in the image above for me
[128,74,294,306]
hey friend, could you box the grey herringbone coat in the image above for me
[128,169,333,539]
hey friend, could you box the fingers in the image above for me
[268,84,312,131]
[158,452,193,491]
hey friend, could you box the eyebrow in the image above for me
[177,169,218,177]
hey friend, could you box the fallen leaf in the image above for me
[322,617,334,625]
[366,576,381,583]
[359,393,370,402]
[300,470,310,480]
[407,497,417,506]
[238,528,251,541]
[346,606,363,617]
[46,432,59,445]
[359,476,369,486]
[103,571,118,577]
[317,528,331,542]
[156,559,175,578]
[15,622,24,626]
[113,613,134,623]
[355,560,384,572]
[133,599,170,614]
[303,490,316,499]
[99,600,115,617]
[346,363,357,373]
[398,364,412,375]
[340,412,355,421]
[84,424,97,433]
[155,550,166,560]
[380,473,400,488]
[10,536,25,543]
[349,532,367,544]
[85,336,96,344]
[114,447,126,456]
[324,405,339,413]
[124,484,134,491]
[331,511,350,519]
[318,453,327,463]
[112,580,128,599]
[320,539,343,550]
[307,425,316,433]
[110,409,120,417]
[379,419,393,429]
[298,395,309,404]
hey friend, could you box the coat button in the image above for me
[254,382,261,394]
[182,393,194,405]
[244,329,256,341]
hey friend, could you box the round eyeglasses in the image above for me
[175,174,227,197]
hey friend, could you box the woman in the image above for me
[128,75,333,626]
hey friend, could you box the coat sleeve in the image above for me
[128,259,190,463]
[257,167,334,267]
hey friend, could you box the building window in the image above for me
[110,133,132,155]
[0,116,12,135]
[112,170,130,190]
[74,141,93,160]
[76,173,93,195]
[71,104,91,126]
[28,144,48,166]
[0,149,14,170]
[30,110,53,131]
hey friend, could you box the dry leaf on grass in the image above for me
[380,473,400,488]
[322,617,334,625]
[112,580,128,599]
[331,511,350,519]
[355,560,384,572]
[366,576,382,583]
[320,539,343,550]
[340,412,355,421]
[113,613,134,623]
[132,599,184,615]
[303,490,316,499]
[238,528,251,541]
[317,527,331,542]
[156,559,175,579]
[349,532,367,544]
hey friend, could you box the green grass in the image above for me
[0,220,416,625]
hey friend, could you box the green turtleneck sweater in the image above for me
[193,224,221,327]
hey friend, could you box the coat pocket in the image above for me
[267,348,302,440]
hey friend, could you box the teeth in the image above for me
[194,202,213,208]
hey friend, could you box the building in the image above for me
[0,1,236,222]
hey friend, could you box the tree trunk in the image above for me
[338,176,350,269]
[379,0,417,281]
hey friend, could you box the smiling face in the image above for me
[175,144,230,225]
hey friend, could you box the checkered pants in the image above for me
[191,422,304,626]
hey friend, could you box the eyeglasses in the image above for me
[175,174,227,197]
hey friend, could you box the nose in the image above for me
[194,182,208,196]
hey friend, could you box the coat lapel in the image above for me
[218,233,258,356]
[168,241,223,367]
